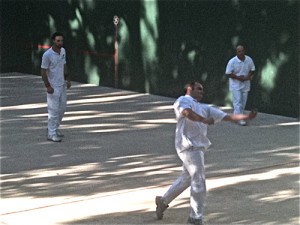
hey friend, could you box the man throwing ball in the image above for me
[155,81,257,225]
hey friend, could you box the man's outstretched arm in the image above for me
[223,109,257,122]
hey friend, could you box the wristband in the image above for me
[45,83,51,88]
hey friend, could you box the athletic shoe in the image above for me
[238,120,247,126]
[56,129,64,137]
[47,134,62,142]
[187,217,205,225]
[155,196,169,220]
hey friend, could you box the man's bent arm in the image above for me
[64,64,71,82]
[41,68,50,87]
[182,108,214,125]
[227,73,244,81]
[245,71,255,80]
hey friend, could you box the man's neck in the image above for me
[52,45,61,54]
[237,55,245,61]
[186,94,200,103]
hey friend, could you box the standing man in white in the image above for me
[225,45,255,126]
[41,32,71,142]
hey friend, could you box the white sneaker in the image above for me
[47,134,62,142]
[56,129,64,137]
[238,120,247,126]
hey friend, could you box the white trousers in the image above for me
[232,89,248,114]
[163,147,206,219]
[47,85,67,136]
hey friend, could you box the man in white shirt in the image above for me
[225,45,255,126]
[155,81,257,225]
[41,32,71,142]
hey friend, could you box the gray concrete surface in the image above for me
[0,72,299,225]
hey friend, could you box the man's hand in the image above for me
[47,86,54,94]
[66,81,71,89]
[237,75,246,82]
[229,73,245,82]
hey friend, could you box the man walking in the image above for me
[155,81,257,225]
[225,45,255,126]
[41,32,71,142]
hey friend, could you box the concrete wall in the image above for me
[1,0,299,117]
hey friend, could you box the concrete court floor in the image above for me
[0,72,299,225]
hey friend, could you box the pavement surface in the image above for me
[0,72,299,225]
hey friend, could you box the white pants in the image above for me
[47,85,67,136]
[232,89,248,114]
[162,147,206,219]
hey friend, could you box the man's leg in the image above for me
[241,91,248,113]
[162,165,191,204]
[57,85,67,127]
[47,90,60,136]
[156,150,192,220]
[232,89,243,114]
[179,148,206,220]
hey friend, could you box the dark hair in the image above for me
[184,81,202,94]
[236,44,246,50]
[51,32,64,40]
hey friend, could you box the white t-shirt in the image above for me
[225,55,255,91]
[174,95,227,152]
[41,47,66,87]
